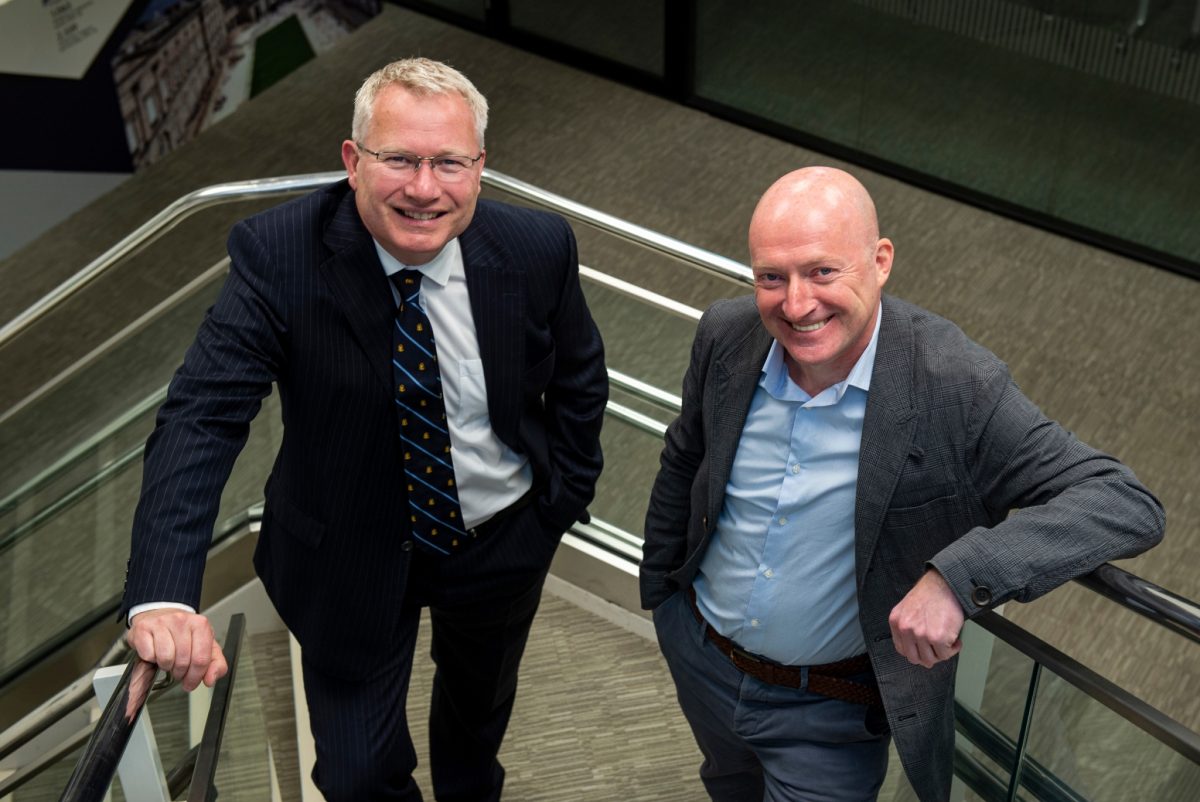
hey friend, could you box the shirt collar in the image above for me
[373,238,460,288]
[760,302,883,404]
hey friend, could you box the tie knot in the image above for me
[390,270,424,311]
[389,269,424,292]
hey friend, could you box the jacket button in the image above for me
[401,541,414,552]
[971,586,992,607]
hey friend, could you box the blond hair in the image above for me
[352,58,488,148]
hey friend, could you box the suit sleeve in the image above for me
[928,364,1165,617]
[536,217,608,533]
[123,221,285,615]
[640,307,715,610]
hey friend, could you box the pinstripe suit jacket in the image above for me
[641,294,1163,801]
[124,180,607,679]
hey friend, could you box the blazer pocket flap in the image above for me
[268,492,327,549]
[523,348,556,391]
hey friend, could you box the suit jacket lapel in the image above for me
[319,185,394,394]
[461,204,524,440]
[855,295,918,585]
[707,318,772,522]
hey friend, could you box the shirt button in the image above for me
[764,569,774,578]
[791,464,800,474]
[750,619,760,628]
[778,516,787,525]
[401,541,414,552]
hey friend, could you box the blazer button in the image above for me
[401,541,414,552]
[971,586,993,607]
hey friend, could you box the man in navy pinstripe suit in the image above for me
[642,168,1163,801]
[122,58,607,800]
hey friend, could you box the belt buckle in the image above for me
[730,645,762,665]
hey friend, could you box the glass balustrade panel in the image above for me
[1021,668,1200,802]
[0,395,281,681]
[0,267,227,505]
[581,279,698,540]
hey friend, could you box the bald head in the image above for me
[750,167,881,257]
[747,167,893,396]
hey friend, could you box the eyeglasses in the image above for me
[355,143,482,182]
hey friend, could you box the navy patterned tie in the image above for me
[390,270,467,555]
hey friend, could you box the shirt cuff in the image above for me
[128,601,197,627]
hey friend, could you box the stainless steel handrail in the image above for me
[0,172,345,349]
[0,258,230,429]
[484,171,753,286]
[0,169,747,350]
[0,385,167,517]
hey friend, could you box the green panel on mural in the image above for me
[251,15,316,97]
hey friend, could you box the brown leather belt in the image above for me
[688,588,882,708]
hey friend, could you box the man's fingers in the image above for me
[126,627,157,664]
[181,622,212,692]
[940,637,963,661]
[203,642,229,688]
[172,625,196,686]
[127,610,223,692]
[152,629,178,677]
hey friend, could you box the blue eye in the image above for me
[433,156,471,172]
[383,153,418,169]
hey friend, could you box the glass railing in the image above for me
[1,172,1197,800]
[0,262,227,505]
[946,613,1200,802]
[2,614,269,801]
[0,378,279,689]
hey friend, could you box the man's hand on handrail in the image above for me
[127,609,228,692]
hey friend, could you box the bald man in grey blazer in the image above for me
[642,167,1163,801]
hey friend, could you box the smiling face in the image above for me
[341,84,484,265]
[749,168,893,396]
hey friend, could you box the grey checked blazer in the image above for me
[641,294,1163,801]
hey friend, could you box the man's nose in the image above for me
[781,279,814,318]
[404,163,441,200]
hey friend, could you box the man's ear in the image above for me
[875,238,894,287]
[341,140,360,190]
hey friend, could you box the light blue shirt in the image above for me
[693,305,882,666]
